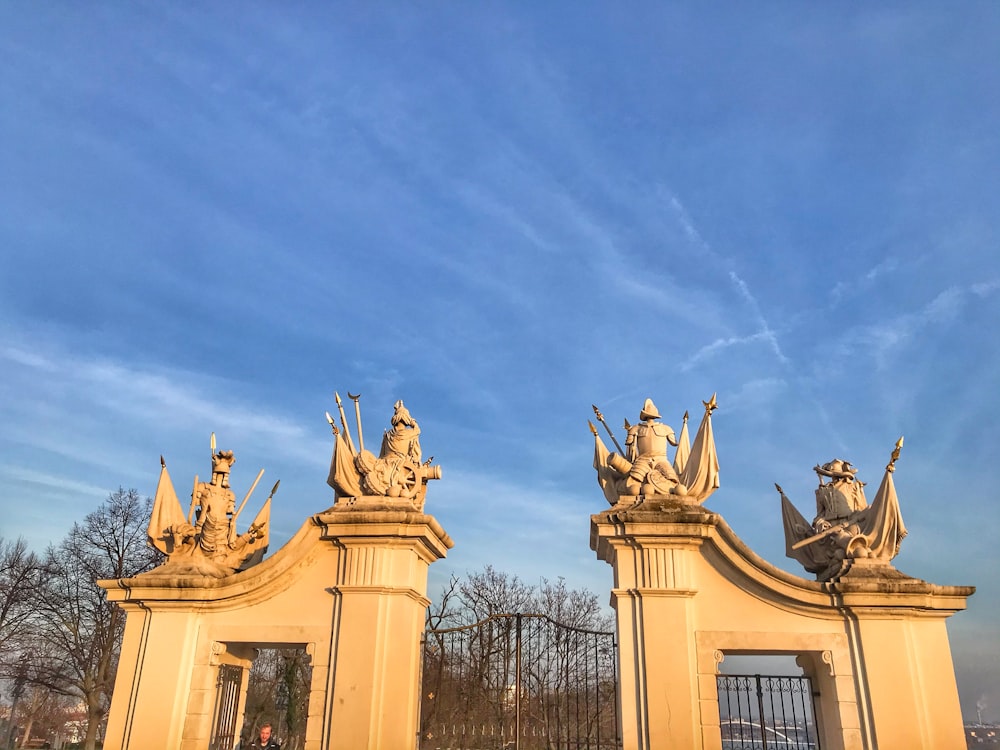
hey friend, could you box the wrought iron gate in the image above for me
[209,664,243,750]
[716,674,820,749]
[420,613,620,749]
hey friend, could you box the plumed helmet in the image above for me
[815,459,858,480]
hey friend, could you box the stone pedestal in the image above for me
[312,507,452,749]
[101,505,452,750]
[591,497,972,750]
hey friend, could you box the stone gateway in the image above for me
[99,392,971,749]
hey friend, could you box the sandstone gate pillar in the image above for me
[312,508,452,749]
[101,507,452,750]
[591,498,972,750]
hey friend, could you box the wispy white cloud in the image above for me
[831,285,966,369]
[923,286,964,323]
[0,345,58,371]
[725,378,789,413]
[94,365,307,451]
[677,270,789,372]
[680,331,774,372]
[662,192,791,370]
[667,194,725,266]
[0,329,330,488]
[0,465,108,499]
[660,188,738,281]
[454,181,559,257]
[728,271,789,365]
[971,279,1000,297]
[830,256,900,303]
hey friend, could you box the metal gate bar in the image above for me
[716,674,820,750]
[210,664,244,750]
[420,613,620,749]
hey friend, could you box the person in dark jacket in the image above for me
[247,723,280,749]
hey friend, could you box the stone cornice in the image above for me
[591,496,974,618]
[99,507,453,609]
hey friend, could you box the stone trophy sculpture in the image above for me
[326,392,441,510]
[589,394,721,506]
[146,433,275,577]
[778,438,908,581]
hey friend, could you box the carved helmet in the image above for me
[639,398,661,421]
[815,459,858,480]
[211,450,235,486]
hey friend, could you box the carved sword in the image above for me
[234,468,265,523]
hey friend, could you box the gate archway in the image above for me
[716,672,820,749]
[99,508,453,750]
[420,613,621,749]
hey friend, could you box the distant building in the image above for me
[966,723,1000,747]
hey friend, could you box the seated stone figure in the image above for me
[595,398,688,501]
[326,396,441,509]
[146,439,273,578]
[780,440,907,581]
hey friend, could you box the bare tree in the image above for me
[421,568,616,749]
[31,488,161,750]
[1,538,46,747]
[12,683,76,748]
[457,565,535,622]
[536,576,612,631]
[425,574,461,631]
[0,537,44,661]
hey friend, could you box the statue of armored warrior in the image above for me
[591,393,719,506]
[626,399,678,462]
[326,394,441,507]
[600,398,686,497]
[147,438,273,578]
[211,449,235,488]
[780,439,907,582]
[381,400,422,464]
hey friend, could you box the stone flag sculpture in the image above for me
[146,434,274,577]
[778,438,908,581]
[590,394,720,506]
[326,392,441,510]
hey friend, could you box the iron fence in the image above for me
[420,613,620,750]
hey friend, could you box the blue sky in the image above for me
[2,3,998,722]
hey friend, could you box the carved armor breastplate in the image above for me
[630,422,672,457]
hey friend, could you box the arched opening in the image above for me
[241,647,313,750]
[717,654,820,749]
